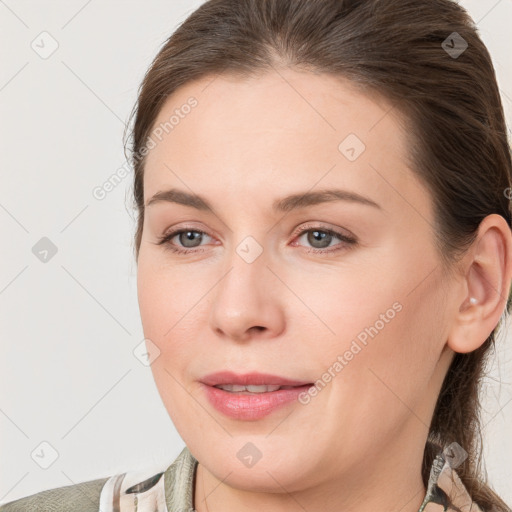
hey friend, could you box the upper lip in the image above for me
[200,371,312,387]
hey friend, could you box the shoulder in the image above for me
[0,476,109,512]
[0,448,198,512]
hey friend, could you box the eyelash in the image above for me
[155,223,357,256]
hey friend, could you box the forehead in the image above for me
[142,69,422,217]
[146,68,406,150]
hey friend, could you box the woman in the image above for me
[1,0,511,511]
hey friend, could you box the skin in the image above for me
[136,68,512,512]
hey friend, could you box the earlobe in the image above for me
[447,214,512,354]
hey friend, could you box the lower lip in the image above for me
[201,383,313,421]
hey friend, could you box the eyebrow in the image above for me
[145,187,382,212]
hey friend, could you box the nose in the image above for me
[209,249,286,343]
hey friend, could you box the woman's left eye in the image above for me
[291,225,357,254]
[156,224,357,255]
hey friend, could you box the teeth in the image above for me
[215,384,282,393]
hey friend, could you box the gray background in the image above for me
[1,0,511,505]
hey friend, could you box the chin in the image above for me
[195,439,318,490]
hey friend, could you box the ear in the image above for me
[447,213,512,354]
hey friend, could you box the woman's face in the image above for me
[137,69,456,494]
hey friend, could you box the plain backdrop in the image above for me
[1,0,511,505]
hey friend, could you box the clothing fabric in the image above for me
[0,446,484,511]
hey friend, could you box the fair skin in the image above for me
[136,68,512,512]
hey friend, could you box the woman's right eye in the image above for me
[156,228,212,254]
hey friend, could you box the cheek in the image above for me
[136,258,212,393]
[136,262,203,424]
[327,279,445,427]
[137,256,204,342]
[284,263,401,361]
[304,258,444,412]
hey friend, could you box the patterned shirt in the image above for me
[0,445,484,511]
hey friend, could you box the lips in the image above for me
[199,371,315,419]
[201,379,314,420]
[200,370,313,387]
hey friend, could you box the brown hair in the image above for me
[124,0,512,509]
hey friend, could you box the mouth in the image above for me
[201,381,314,420]
[200,370,313,388]
[212,383,310,394]
[199,371,315,419]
